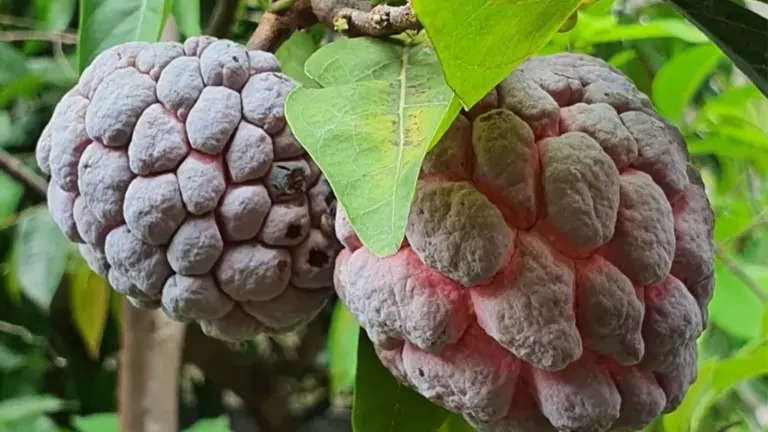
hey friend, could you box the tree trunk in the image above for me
[118,302,187,432]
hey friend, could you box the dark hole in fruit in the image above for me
[308,248,329,267]
[417,368,425,377]
[286,224,303,239]
[232,56,239,62]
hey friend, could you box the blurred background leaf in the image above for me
[652,43,723,125]
[77,0,173,72]
[68,259,110,360]
[172,0,203,37]
[327,302,358,396]
[11,206,70,312]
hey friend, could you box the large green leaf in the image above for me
[69,260,111,360]
[328,302,360,395]
[285,36,461,257]
[77,0,174,73]
[411,0,582,109]
[353,331,451,432]
[652,44,723,125]
[665,0,768,99]
[11,206,71,311]
[172,0,202,37]
[275,30,321,88]
[708,258,768,340]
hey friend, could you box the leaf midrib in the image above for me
[391,46,410,243]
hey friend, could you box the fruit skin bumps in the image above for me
[35,36,341,341]
[333,52,715,432]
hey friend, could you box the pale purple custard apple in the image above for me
[333,52,715,432]
[35,36,340,341]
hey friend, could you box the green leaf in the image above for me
[666,0,768,99]
[711,343,768,392]
[69,260,110,360]
[0,345,25,371]
[0,395,73,425]
[2,413,62,432]
[182,416,231,432]
[696,84,766,128]
[0,172,23,221]
[582,0,615,16]
[708,258,768,340]
[761,307,768,338]
[661,359,716,432]
[73,413,119,432]
[571,15,709,45]
[411,0,582,108]
[438,414,474,432]
[708,124,768,150]
[172,0,202,37]
[285,36,461,257]
[34,0,76,31]
[0,44,28,84]
[686,136,768,161]
[690,340,768,429]
[713,199,756,243]
[275,31,320,88]
[11,206,70,311]
[328,302,360,395]
[77,0,174,73]
[353,331,451,432]
[652,44,723,125]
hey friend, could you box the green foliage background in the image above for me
[0,0,766,431]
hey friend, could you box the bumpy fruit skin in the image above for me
[334,53,714,432]
[35,36,340,341]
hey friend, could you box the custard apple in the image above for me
[334,52,714,431]
[35,36,340,341]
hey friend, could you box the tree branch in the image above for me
[0,148,48,198]
[247,0,318,53]
[0,320,66,367]
[310,0,420,36]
